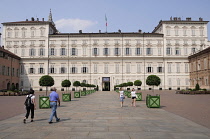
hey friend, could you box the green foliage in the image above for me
[80,82,86,87]
[146,75,161,86]
[127,82,133,86]
[134,80,142,87]
[73,81,81,87]
[195,83,200,91]
[122,83,127,87]
[39,75,54,87]
[10,84,16,91]
[61,80,71,87]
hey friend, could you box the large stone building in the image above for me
[0,46,20,90]
[189,47,210,90]
[1,12,209,91]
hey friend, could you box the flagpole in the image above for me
[105,14,107,33]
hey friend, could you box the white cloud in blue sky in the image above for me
[55,18,98,33]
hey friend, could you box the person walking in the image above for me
[23,88,36,123]
[48,87,60,124]
[131,88,136,107]
[119,87,125,107]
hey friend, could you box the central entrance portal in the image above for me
[102,77,110,91]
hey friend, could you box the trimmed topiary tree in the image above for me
[73,81,80,91]
[127,82,133,89]
[195,83,200,91]
[61,80,71,93]
[146,75,161,94]
[134,80,142,90]
[39,75,54,95]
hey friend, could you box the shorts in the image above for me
[120,97,124,102]
[132,96,136,99]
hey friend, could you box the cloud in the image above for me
[55,18,98,33]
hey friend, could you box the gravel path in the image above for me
[0,90,210,129]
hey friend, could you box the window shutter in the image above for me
[54,49,57,56]
[92,48,94,56]
[59,67,61,73]
[76,48,78,56]
[43,68,45,74]
[135,48,137,55]
[60,48,62,56]
[103,48,105,55]
[29,49,31,56]
[151,67,153,73]
[119,48,121,55]
[108,48,110,56]
[130,48,132,56]
[87,67,88,73]
[28,68,30,74]
[43,49,45,56]
[76,67,78,73]
[97,48,99,56]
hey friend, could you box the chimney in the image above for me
[178,17,181,21]
[31,17,34,21]
[118,29,121,33]
[186,17,191,21]
[37,18,39,21]
[79,30,82,33]
[199,17,203,21]
[26,19,28,21]
[99,30,101,33]
[138,29,142,33]
[42,18,44,21]
[2,46,4,49]
[174,17,177,21]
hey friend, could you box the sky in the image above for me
[0,0,210,39]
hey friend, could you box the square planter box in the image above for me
[124,91,128,96]
[74,92,80,98]
[39,96,50,109]
[62,93,71,101]
[146,94,160,108]
[136,93,142,101]
[81,91,86,96]
[127,92,131,98]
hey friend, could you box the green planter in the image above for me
[62,93,71,101]
[81,91,86,96]
[124,91,128,96]
[127,92,131,98]
[39,96,50,109]
[136,93,142,101]
[146,94,160,108]
[74,92,80,98]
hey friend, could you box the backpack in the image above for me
[24,95,32,107]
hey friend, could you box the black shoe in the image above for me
[49,121,53,124]
[56,118,60,122]
[31,120,34,122]
[23,119,26,124]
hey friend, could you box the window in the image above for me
[175,29,179,36]
[83,47,86,56]
[185,78,189,85]
[104,48,109,55]
[22,31,26,38]
[82,67,88,73]
[31,30,35,37]
[200,29,204,36]
[50,65,55,74]
[29,68,34,74]
[115,48,120,56]
[204,58,207,69]
[177,78,180,86]
[185,63,189,73]
[12,68,15,76]
[176,63,180,73]
[29,48,35,56]
[147,64,152,73]
[39,64,44,74]
[16,69,19,77]
[39,48,44,56]
[136,48,141,55]
[71,48,76,56]
[126,63,130,73]
[20,65,24,75]
[104,64,108,73]
[15,31,19,38]
[191,29,195,36]
[93,48,98,55]
[192,48,196,54]
[168,63,172,73]
[21,49,25,56]
[184,47,188,55]
[50,48,55,55]
[157,63,163,73]
[168,78,172,86]
[125,48,130,55]
[175,48,180,55]
[146,48,152,55]
[166,47,171,55]
[158,48,161,55]
[71,66,77,74]
[60,67,65,73]
[14,48,17,54]
[183,29,187,36]
[94,64,97,73]
[115,63,119,73]
[61,48,66,56]
[7,31,12,38]
[40,29,45,36]
[166,29,170,36]
[137,63,141,73]
[166,40,171,45]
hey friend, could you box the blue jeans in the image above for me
[49,102,59,122]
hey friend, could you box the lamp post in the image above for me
[0,26,1,47]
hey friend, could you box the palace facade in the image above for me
[1,12,209,91]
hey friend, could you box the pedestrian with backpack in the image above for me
[23,88,36,123]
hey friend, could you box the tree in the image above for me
[195,83,200,91]
[127,82,133,90]
[73,81,80,91]
[39,75,54,95]
[134,80,142,90]
[61,80,71,93]
[10,84,16,91]
[146,75,161,93]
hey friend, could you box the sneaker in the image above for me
[49,121,53,124]
[56,118,60,122]
[23,119,26,124]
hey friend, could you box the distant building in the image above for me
[0,46,20,90]
[189,46,210,90]
[1,12,209,91]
